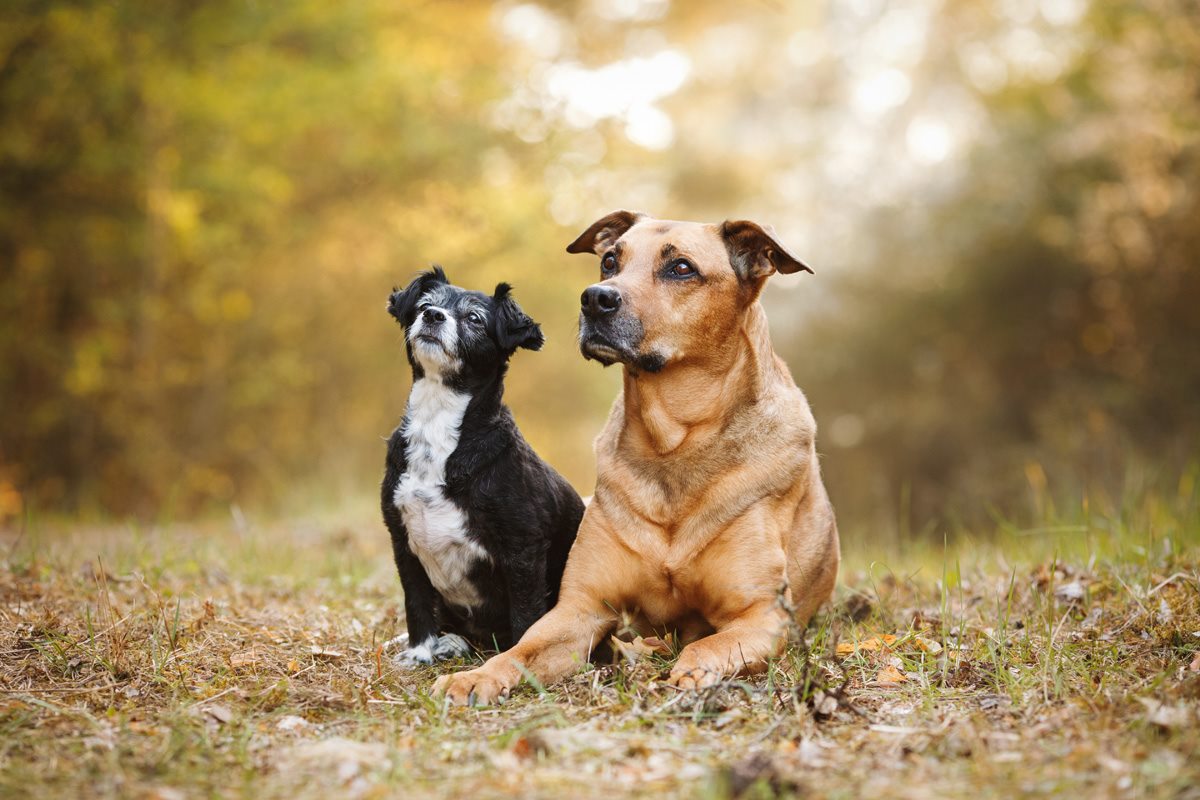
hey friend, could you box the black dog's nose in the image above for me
[422,307,446,324]
[581,284,621,317]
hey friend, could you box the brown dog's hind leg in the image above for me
[432,599,615,705]
[665,601,788,690]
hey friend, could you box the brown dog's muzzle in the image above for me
[578,282,663,372]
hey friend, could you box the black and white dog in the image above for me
[381,267,585,666]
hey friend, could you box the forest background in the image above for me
[2,0,1197,541]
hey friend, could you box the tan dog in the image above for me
[433,211,839,704]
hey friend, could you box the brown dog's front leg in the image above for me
[432,600,614,705]
[666,602,788,690]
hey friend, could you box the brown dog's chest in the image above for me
[591,483,794,632]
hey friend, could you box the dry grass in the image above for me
[2,491,1198,800]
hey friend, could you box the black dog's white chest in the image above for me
[392,378,489,607]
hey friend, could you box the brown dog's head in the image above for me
[566,211,812,373]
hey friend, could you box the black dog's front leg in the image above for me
[503,544,551,645]
[382,441,442,665]
[394,543,444,659]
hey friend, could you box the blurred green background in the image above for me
[1,0,1197,537]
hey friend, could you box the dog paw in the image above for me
[432,669,510,706]
[393,636,437,668]
[431,633,472,661]
[667,666,721,690]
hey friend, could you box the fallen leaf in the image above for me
[1055,581,1086,603]
[811,690,839,718]
[1189,652,1200,673]
[276,715,309,733]
[842,593,873,622]
[869,723,924,734]
[610,635,672,664]
[874,664,908,685]
[1138,698,1193,729]
[913,635,943,655]
[835,634,897,656]
[145,788,186,800]
[979,695,1007,710]
[230,650,259,668]
[714,709,743,728]
[511,732,550,761]
[310,646,345,659]
[203,704,233,724]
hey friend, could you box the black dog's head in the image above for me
[388,266,544,381]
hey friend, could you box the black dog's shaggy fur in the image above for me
[381,267,584,664]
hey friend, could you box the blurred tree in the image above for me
[1,0,1196,535]
[782,0,1200,529]
[0,0,603,514]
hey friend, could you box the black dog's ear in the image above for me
[492,283,544,352]
[719,220,812,281]
[566,210,646,255]
[387,265,449,325]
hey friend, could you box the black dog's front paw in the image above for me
[430,633,472,660]
[389,633,472,669]
[393,635,437,668]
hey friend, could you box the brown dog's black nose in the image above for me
[581,285,621,318]
[423,307,446,324]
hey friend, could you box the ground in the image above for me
[2,492,1198,800]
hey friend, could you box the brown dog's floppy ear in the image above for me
[720,220,812,281]
[566,210,646,255]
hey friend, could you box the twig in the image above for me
[1149,572,1198,595]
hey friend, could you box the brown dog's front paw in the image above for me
[431,669,510,706]
[667,666,721,690]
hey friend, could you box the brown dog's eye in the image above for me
[668,260,696,278]
[601,252,618,276]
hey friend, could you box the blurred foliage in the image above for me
[0,0,1196,534]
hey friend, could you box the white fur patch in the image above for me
[407,302,460,372]
[393,374,490,609]
[395,635,436,666]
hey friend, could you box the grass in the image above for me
[1,482,1198,800]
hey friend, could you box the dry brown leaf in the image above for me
[1054,581,1086,603]
[913,636,944,655]
[1138,698,1193,729]
[145,788,186,800]
[511,733,550,761]
[812,690,839,717]
[309,646,345,659]
[229,650,259,668]
[1189,652,1200,673]
[276,715,309,733]
[610,634,672,664]
[203,704,233,724]
[836,634,898,656]
[874,664,908,685]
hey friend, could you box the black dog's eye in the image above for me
[667,259,697,278]
[601,252,618,276]
[467,311,483,325]
[417,301,430,312]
